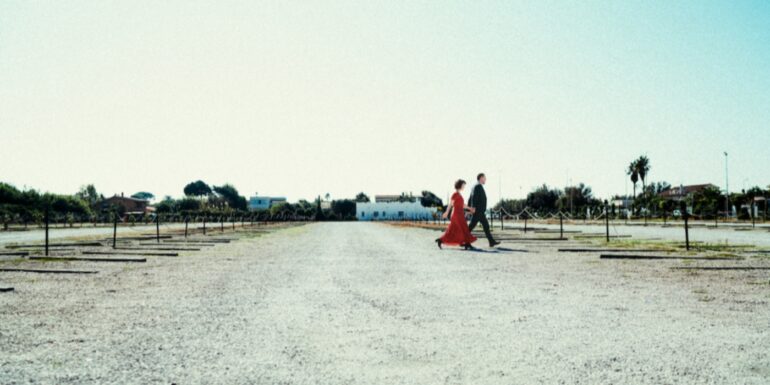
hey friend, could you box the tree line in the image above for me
[493,182,603,217]
[488,155,769,221]
[0,182,93,229]
[624,155,768,220]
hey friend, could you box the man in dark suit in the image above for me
[468,173,500,247]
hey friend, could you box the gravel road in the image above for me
[1,223,769,384]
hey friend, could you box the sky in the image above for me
[1,1,769,204]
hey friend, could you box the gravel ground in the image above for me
[1,222,769,384]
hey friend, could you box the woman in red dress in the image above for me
[436,179,477,250]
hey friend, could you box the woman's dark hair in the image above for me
[454,179,466,190]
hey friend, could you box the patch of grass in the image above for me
[712,252,741,259]
[2,257,28,265]
[593,237,762,256]
[237,232,266,240]
[27,257,66,263]
[593,238,679,252]
[694,243,755,252]
[698,295,716,302]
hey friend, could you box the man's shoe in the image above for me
[489,240,501,248]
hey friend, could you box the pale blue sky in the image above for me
[1,1,768,203]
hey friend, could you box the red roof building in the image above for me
[99,194,153,215]
[658,184,718,200]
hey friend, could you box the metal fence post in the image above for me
[524,213,528,233]
[112,214,118,249]
[156,215,160,243]
[604,201,610,243]
[44,208,50,256]
[681,201,690,251]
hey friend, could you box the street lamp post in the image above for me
[724,152,729,220]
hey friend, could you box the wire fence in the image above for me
[0,210,314,231]
[0,208,314,257]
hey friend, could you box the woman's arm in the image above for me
[442,196,460,219]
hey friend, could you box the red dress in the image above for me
[439,192,478,246]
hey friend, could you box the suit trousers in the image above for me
[468,213,495,243]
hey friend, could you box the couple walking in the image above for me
[436,173,500,250]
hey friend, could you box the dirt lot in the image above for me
[1,222,769,384]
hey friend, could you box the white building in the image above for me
[356,200,438,221]
[248,196,287,211]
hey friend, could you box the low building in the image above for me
[658,184,718,201]
[610,198,633,209]
[610,197,633,218]
[374,195,402,203]
[248,196,287,211]
[357,200,438,221]
[374,194,416,203]
[99,194,152,215]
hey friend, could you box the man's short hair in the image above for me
[477,173,485,181]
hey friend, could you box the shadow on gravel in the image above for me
[446,247,530,254]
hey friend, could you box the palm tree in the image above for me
[627,161,639,200]
[635,156,651,193]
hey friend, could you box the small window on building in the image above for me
[398,211,404,217]
[361,212,365,217]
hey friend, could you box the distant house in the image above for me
[373,194,416,203]
[99,194,153,215]
[248,196,287,211]
[611,198,633,209]
[610,197,633,217]
[357,200,438,221]
[658,184,718,201]
[374,195,402,203]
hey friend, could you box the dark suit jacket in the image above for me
[468,184,487,215]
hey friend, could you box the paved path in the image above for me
[1,223,768,384]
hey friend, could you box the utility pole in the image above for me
[724,152,729,220]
